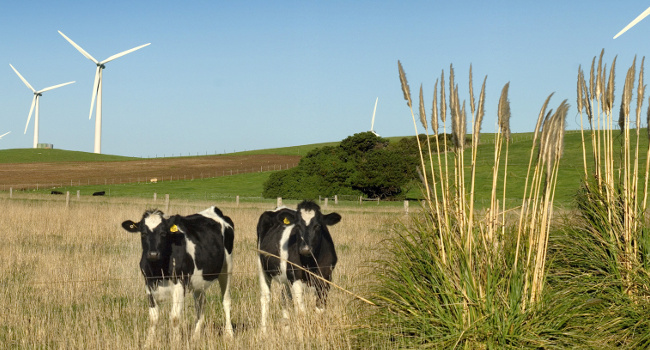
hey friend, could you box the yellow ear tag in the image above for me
[170,225,179,233]
[283,218,290,225]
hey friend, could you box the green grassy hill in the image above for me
[4,130,644,208]
[0,148,137,163]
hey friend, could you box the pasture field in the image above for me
[0,195,402,349]
[2,131,595,207]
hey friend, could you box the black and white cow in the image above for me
[121,206,234,343]
[256,200,341,331]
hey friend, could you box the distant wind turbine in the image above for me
[0,131,10,140]
[614,6,650,39]
[9,64,75,148]
[370,97,379,136]
[58,30,150,154]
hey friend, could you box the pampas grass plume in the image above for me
[498,82,512,141]
[398,60,412,108]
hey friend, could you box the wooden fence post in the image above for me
[76,190,80,199]
[277,197,282,208]
[334,195,338,205]
[404,200,409,214]
[324,197,328,208]
[153,193,157,202]
[66,191,70,208]
[9,187,12,199]
[165,194,170,212]
[236,195,240,206]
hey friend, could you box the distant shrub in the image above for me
[262,132,419,200]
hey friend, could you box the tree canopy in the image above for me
[263,132,420,200]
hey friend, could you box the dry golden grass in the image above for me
[0,195,403,349]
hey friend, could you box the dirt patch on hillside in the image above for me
[0,154,301,190]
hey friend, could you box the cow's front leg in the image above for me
[219,253,234,337]
[291,280,306,313]
[257,258,272,334]
[170,282,185,342]
[145,293,159,348]
[192,290,206,340]
[315,280,331,313]
[280,281,294,321]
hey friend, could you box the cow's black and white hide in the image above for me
[121,206,234,343]
[256,200,341,332]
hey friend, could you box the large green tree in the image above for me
[263,132,419,200]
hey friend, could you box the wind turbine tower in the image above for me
[9,64,74,148]
[58,31,150,154]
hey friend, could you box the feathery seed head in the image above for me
[432,79,439,135]
[440,70,447,124]
[498,82,512,141]
[398,60,412,108]
[419,84,427,130]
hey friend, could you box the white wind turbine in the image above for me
[614,6,650,39]
[58,30,150,154]
[370,97,379,136]
[9,64,75,148]
[0,131,10,140]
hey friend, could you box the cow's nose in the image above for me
[299,245,312,256]
[147,251,161,261]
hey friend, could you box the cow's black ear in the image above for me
[167,216,183,234]
[323,212,341,226]
[121,220,139,233]
[278,211,295,225]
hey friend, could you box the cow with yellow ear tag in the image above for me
[256,200,341,333]
[121,206,234,344]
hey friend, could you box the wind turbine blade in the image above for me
[100,43,150,64]
[371,97,378,130]
[38,81,75,94]
[58,30,99,63]
[0,131,10,139]
[9,64,36,92]
[614,6,650,39]
[89,67,101,120]
[24,96,37,134]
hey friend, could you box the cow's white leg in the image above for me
[280,281,293,321]
[219,252,234,337]
[279,282,293,333]
[291,280,306,313]
[170,282,185,342]
[257,257,272,333]
[145,293,159,348]
[192,290,206,340]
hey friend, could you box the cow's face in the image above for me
[293,202,341,257]
[122,210,178,262]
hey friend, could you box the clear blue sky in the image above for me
[1,1,649,157]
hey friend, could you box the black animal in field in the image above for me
[256,200,341,332]
[121,206,234,343]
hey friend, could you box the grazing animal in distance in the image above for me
[256,200,341,332]
[50,190,63,195]
[121,206,234,344]
[92,191,105,196]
